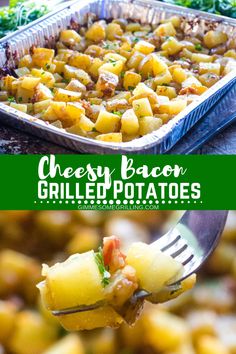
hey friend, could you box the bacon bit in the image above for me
[179,86,198,95]
[122,265,137,283]
[103,236,126,273]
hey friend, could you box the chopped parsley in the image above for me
[195,43,203,51]
[92,127,98,132]
[94,247,111,287]
[132,37,139,43]
[128,86,135,91]
[120,71,125,78]
[7,96,15,103]
[45,63,51,70]
[112,110,123,117]
[18,96,23,102]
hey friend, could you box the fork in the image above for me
[52,210,228,317]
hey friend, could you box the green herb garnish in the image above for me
[195,43,202,51]
[8,96,15,103]
[94,247,111,287]
[112,110,123,117]
[45,63,51,70]
[18,96,23,102]
[128,86,135,91]
[132,37,139,43]
[92,127,98,132]
[120,71,125,78]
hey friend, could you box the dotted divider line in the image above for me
[34,200,203,204]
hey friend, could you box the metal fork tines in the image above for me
[152,210,228,283]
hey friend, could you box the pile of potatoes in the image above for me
[0,210,236,354]
[1,15,236,143]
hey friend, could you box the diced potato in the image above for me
[65,79,86,93]
[153,70,172,86]
[95,111,121,133]
[138,55,153,78]
[60,30,81,45]
[35,84,54,101]
[199,63,221,77]
[57,306,123,331]
[132,97,153,117]
[123,72,141,91]
[53,73,63,83]
[152,56,169,76]
[18,55,33,69]
[134,40,155,54]
[68,53,92,70]
[32,48,55,67]
[0,301,17,344]
[54,88,81,102]
[99,60,124,76]
[224,49,236,59]
[139,116,162,135]
[126,23,141,32]
[191,53,213,63]
[126,242,183,293]
[223,60,236,75]
[0,91,8,101]
[20,77,40,91]
[38,251,104,310]
[34,99,52,114]
[89,58,104,79]
[96,133,122,143]
[42,334,85,354]
[161,37,183,55]
[127,51,145,70]
[106,23,123,40]
[156,85,177,99]
[121,109,139,135]
[96,72,119,96]
[42,106,58,121]
[159,99,187,115]
[85,22,106,42]
[78,115,95,132]
[10,102,27,113]
[65,102,85,121]
[31,68,55,88]
[182,76,202,88]
[161,16,181,28]
[14,67,30,77]
[64,65,91,85]
[144,310,189,352]
[50,102,67,120]
[53,60,65,74]
[204,30,228,49]
[104,53,127,64]
[197,335,229,354]
[172,67,187,83]
[154,22,176,37]
[8,311,58,354]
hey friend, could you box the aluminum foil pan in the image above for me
[0,0,235,154]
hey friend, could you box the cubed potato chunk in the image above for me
[134,40,155,54]
[86,22,106,42]
[152,56,169,76]
[66,102,85,121]
[14,67,30,77]
[104,53,127,64]
[154,22,176,37]
[139,116,162,135]
[68,53,92,70]
[42,334,85,354]
[121,109,139,135]
[96,72,119,96]
[191,53,213,63]
[162,37,183,55]
[132,97,153,118]
[96,133,122,143]
[65,79,86,93]
[123,72,141,90]
[54,88,81,102]
[38,251,104,310]
[99,60,124,76]
[95,111,121,133]
[126,242,183,293]
[34,99,52,114]
[197,335,229,354]
[144,310,189,352]
[60,30,81,45]
[159,99,187,115]
[18,54,32,69]
[21,77,40,90]
[172,67,187,83]
[127,51,145,70]
[0,301,17,344]
[78,115,95,132]
[156,85,177,99]
[31,68,55,88]
[204,30,228,49]
[10,102,27,113]
[32,48,55,67]
[153,70,172,86]
[106,23,123,40]
[199,62,221,75]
